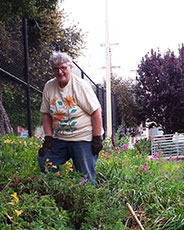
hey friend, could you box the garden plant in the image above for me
[0,130,184,229]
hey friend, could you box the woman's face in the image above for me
[52,62,72,88]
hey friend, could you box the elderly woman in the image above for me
[38,51,103,184]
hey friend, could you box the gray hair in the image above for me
[49,51,72,67]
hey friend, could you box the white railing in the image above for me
[151,133,184,157]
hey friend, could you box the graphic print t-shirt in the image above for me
[40,74,101,141]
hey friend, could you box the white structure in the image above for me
[140,122,164,140]
[151,132,184,157]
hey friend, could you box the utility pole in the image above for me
[105,0,112,137]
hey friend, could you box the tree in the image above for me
[0,2,86,134]
[110,75,138,128]
[28,9,86,90]
[135,46,184,134]
[0,1,59,135]
[0,81,13,134]
[0,0,59,22]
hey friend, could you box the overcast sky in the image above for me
[60,0,184,83]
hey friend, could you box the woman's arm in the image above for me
[42,113,53,136]
[91,108,102,136]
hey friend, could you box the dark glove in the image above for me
[38,136,55,157]
[92,136,103,155]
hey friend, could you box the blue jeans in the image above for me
[37,139,98,185]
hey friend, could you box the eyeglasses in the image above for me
[53,65,69,72]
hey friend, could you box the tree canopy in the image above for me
[0,0,59,22]
[0,1,86,134]
[135,45,184,134]
[109,75,138,128]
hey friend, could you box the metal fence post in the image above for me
[23,18,32,137]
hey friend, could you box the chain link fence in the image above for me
[0,19,117,138]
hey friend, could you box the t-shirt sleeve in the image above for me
[40,84,50,113]
[75,81,101,115]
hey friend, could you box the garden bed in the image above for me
[0,134,184,229]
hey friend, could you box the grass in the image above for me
[0,133,184,229]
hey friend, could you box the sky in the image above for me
[59,0,184,83]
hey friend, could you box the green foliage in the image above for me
[0,134,41,178]
[0,0,58,22]
[134,138,151,155]
[2,84,42,131]
[1,133,184,229]
[110,75,138,127]
[1,192,71,229]
[0,4,86,134]
[28,9,86,59]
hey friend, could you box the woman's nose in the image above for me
[58,68,64,73]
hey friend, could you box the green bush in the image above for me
[134,138,151,155]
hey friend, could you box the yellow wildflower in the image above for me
[15,209,23,217]
[52,165,57,169]
[24,141,27,146]
[30,142,33,145]
[11,193,19,203]
[46,158,50,162]
[48,162,53,165]
[66,161,72,166]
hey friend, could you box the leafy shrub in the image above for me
[134,138,151,155]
